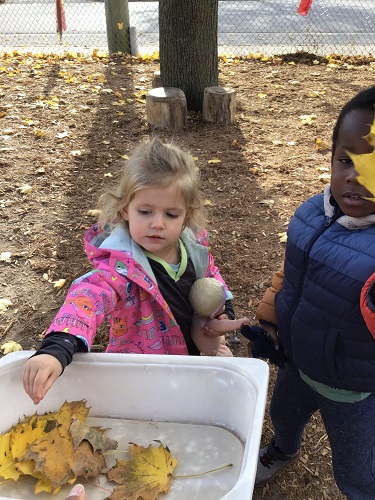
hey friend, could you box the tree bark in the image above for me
[159,0,218,111]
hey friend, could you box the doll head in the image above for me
[189,278,226,317]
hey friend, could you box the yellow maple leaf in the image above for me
[363,119,375,148]
[0,431,19,481]
[347,116,375,201]
[0,401,101,493]
[348,149,375,202]
[107,441,177,500]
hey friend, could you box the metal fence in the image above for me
[0,0,374,57]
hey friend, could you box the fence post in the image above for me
[104,0,131,54]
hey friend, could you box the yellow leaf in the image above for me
[0,340,22,355]
[0,431,20,481]
[0,298,12,314]
[18,184,33,194]
[120,154,129,159]
[278,232,288,243]
[347,115,375,200]
[348,149,375,201]
[86,209,100,217]
[258,93,267,99]
[21,118,34,126]
[363,119,375,148]
[315,138,330,151]
[104,172,113,177]
[34,129,47,137]
[107,441,177,500]
[53,279,66,290]
[299,114,317,125]
[208,159,221,164]
[203,199,212,206]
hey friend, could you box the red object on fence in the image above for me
[56,0,67,40]
[297,0,313,16]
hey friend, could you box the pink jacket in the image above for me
[46,223,231,355]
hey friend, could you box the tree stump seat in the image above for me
[202,86,236,123]
[146,87,187,130]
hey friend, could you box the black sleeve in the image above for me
[30,333,88,373]
[223,299,235,320]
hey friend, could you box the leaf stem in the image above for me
[173,463,233,479]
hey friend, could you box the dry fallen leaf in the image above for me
[348,116,375,201]
[18,184,33,194]
[0,340,22,354]
[86,209,100,217]
[315,138,330,151]
[0,251,11,262]
[278,231,288,243]
[299,114,317,125]
[0,298,12,314]
[207,159,221,164]
[53,279,66,290]
[0,400,117,494]
[349,149,375,202]
[107,441,177,500]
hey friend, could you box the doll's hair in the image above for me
[98,137,206,230]
[332,85,375,156]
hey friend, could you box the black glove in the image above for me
[240,324,287,368]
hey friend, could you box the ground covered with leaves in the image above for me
[1,50,374,499]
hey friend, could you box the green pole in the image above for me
[105,0,131,54]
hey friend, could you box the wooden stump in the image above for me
[152,70,162,88]
[202,86,236,124]
[146,87,187,130]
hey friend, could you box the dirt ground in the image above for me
[1,50,375,499]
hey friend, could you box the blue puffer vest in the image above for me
[275,193,375,392]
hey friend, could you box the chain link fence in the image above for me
[0,0,374,56]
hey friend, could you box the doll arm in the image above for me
[202,316,250,337]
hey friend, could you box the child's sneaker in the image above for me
[255,439,301,487]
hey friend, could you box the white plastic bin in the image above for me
[0,351,269,499]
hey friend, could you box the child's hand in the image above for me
[22,354,62,405]
[66,484,85,499]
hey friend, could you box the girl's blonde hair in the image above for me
[98,138,206,230]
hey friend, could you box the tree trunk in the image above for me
[159,0,218,111]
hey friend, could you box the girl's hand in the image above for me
[22,354,62,405]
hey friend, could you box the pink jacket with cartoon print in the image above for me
[46,223,232,355]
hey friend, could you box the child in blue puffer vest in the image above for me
[247,85,375,500]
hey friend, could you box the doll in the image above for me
[189,277,249,356]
